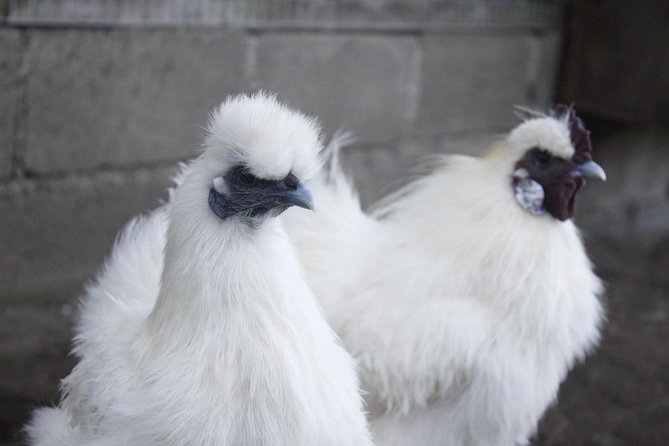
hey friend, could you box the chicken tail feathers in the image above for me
[283,129,373,268]
[323,129,355,183]
[311,130,366,218]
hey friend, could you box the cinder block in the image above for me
[0,165,177,301]
[577,131,669,242]
[417,34,533,135]
[531,31,562,108]
[0,301,76,444]
[434,131,500,157]
[339,131,498,206]
[0,301,75,398]
[24,29,250,174]
[9,0,226,25]
[0,29,22,179]
[341,143,408,207]
[256,34,418,144]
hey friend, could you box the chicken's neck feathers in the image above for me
[145,169,310,350]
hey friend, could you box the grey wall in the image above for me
[2,3,669,446]
[0,26,562,303]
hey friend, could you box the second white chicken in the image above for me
[283,106,606,446]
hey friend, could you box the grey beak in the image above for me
[273,184,314,211]
[573,160,607,181]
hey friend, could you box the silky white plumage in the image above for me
[282,112,605,445]
[25,92,372,446]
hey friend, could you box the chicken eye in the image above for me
[237,169,258,187]
[531,148,553,169]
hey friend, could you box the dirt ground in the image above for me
[535,235,669,446]
[1,236,667,445]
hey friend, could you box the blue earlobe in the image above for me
[209,189,232,220]
[513,176,546,216]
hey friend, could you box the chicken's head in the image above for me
[181,92,322,224]
[507,105,606,221]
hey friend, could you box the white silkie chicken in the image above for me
[25,92,372,446]
[282,106,607,446]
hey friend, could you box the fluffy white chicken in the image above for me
[283,106,606,446]
[25,93,372,446]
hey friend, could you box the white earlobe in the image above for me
[513,168,546,216]
[212,177,226,194]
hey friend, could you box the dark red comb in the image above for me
[552,104,592,163]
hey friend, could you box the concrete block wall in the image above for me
[0,29,21,180]
[1,26,563,304]
[577,130,669,247]
[23,29,251,173]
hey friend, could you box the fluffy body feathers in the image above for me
[26,93,371,446]
[283,111,605,445]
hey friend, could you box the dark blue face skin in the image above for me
[208,165,314,222]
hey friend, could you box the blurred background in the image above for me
[0,0,667,444]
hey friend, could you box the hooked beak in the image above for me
[572,160,607,181]
[273,184,314,211]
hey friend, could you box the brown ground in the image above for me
[1,236,667,445]
[535,236,669,446]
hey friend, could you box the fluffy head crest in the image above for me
[551,104,593,164]
[203,91,323,182]
[507,105,594,163]
[507,113,574,160]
